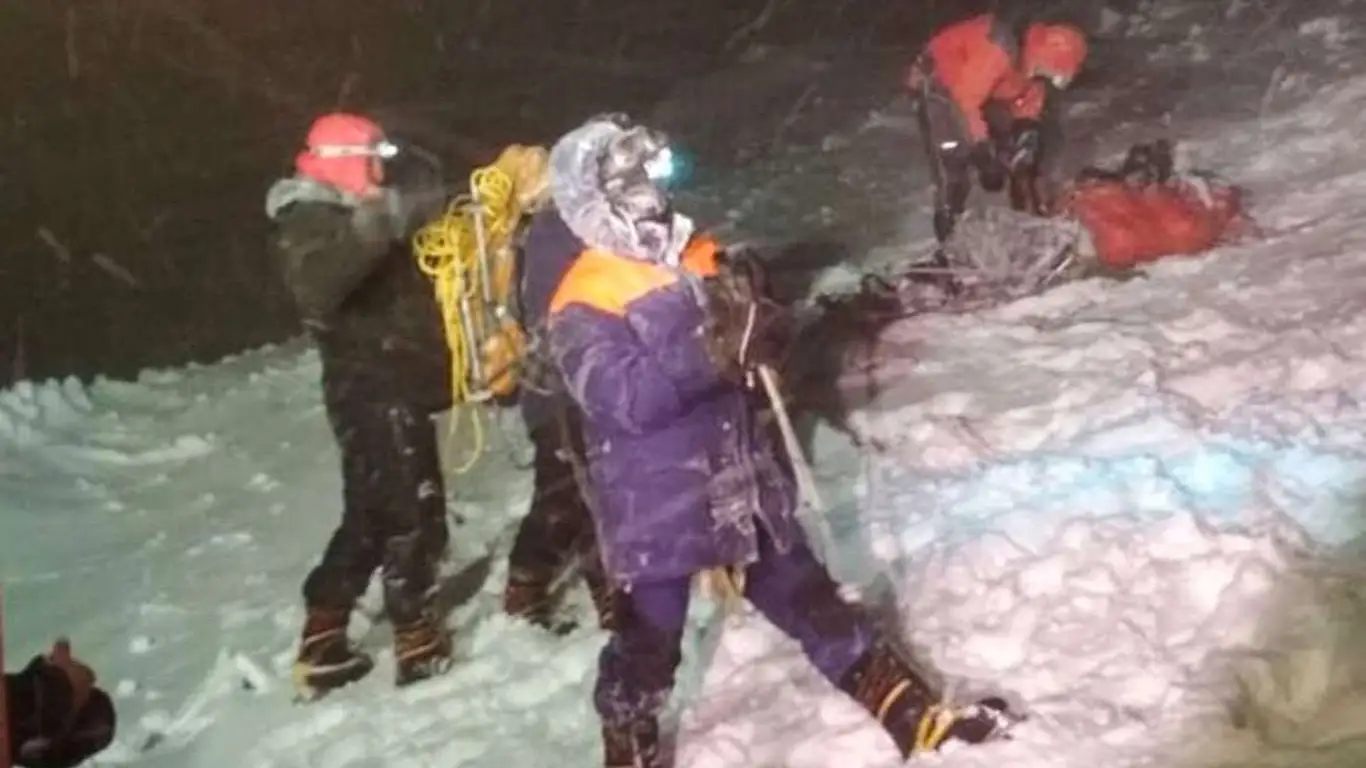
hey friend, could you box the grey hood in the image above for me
[548,118,694,267]
[264,176,362,220]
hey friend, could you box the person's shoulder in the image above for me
[526,206,583,249]
[271,200,354,242]
[551,249,680,318]
[266,176,354,225]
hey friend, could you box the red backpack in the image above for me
[1058,175,1247,268]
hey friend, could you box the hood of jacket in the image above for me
[264,175,362,220]
[548,118,694,267]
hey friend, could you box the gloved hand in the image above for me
[1003,119,1042,174]
[700,246,793,384]
[8,639,116,768]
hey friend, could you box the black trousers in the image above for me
[303,392,449,627]
[506,408,605,600]
[914,76,1016,243]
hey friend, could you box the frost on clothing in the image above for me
[543,119,796,583]
[507,204,614,632]
[266,171,451,637]
[548,118,694,267]
[264,175,452,412]
[547,247,800,584]
[516,205,586,434]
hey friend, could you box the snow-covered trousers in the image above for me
[593,527,874,725]
[507,411,602,592]
[303,395,450,627]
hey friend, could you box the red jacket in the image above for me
[915,14,1044,142]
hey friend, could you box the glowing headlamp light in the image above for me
[644,147,677,183]
[313,139,401,160]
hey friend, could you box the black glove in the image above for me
[7,654,116,768]
[700,246,793,384]
[1003,119,1042,174]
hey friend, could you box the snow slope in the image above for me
[5,2,1366,767]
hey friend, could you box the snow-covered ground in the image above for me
[7,2,1366,767]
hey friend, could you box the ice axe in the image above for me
[694,363,837,617]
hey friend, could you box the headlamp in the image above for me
[312,139,401,160]
[644,147,676,183]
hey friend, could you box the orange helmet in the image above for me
[1022,23,1088,89]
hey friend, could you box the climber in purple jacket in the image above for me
[539,112,1016,768]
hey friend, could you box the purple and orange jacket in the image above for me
[543,233,800,585]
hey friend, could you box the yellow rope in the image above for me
[411,145,547,473]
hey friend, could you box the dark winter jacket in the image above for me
[517,206,586,433]
[264,177,452,413]
[6,659,116,768]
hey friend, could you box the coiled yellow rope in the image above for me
[412,145,547,473]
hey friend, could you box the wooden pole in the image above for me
[0,584,12,768]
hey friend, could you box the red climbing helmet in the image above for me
[1022,23,1088,90]
[294,112,398,198]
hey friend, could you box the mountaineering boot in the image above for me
[393,614,454,686]
[503,566,560,630]
[924,235,961,299]
[602,717,664,768]
[840,641,1017,758]
[582,560,619,632]
[503,566,586,635]
[292,608,375,702]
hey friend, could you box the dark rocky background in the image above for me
[0,0,1109,387]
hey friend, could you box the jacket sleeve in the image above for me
[995,72,1044,121]
[949,68,1007,142]
[551,293,723,435]
[270,204,396,323]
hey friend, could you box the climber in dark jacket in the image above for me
[501,204,615,633]
[5,639,115,768]
[264,112,455,698]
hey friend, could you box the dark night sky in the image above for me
[0,0,1101,387]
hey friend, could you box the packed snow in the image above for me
[6,2,1366,767]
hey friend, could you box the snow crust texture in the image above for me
[5,2,1366,767]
